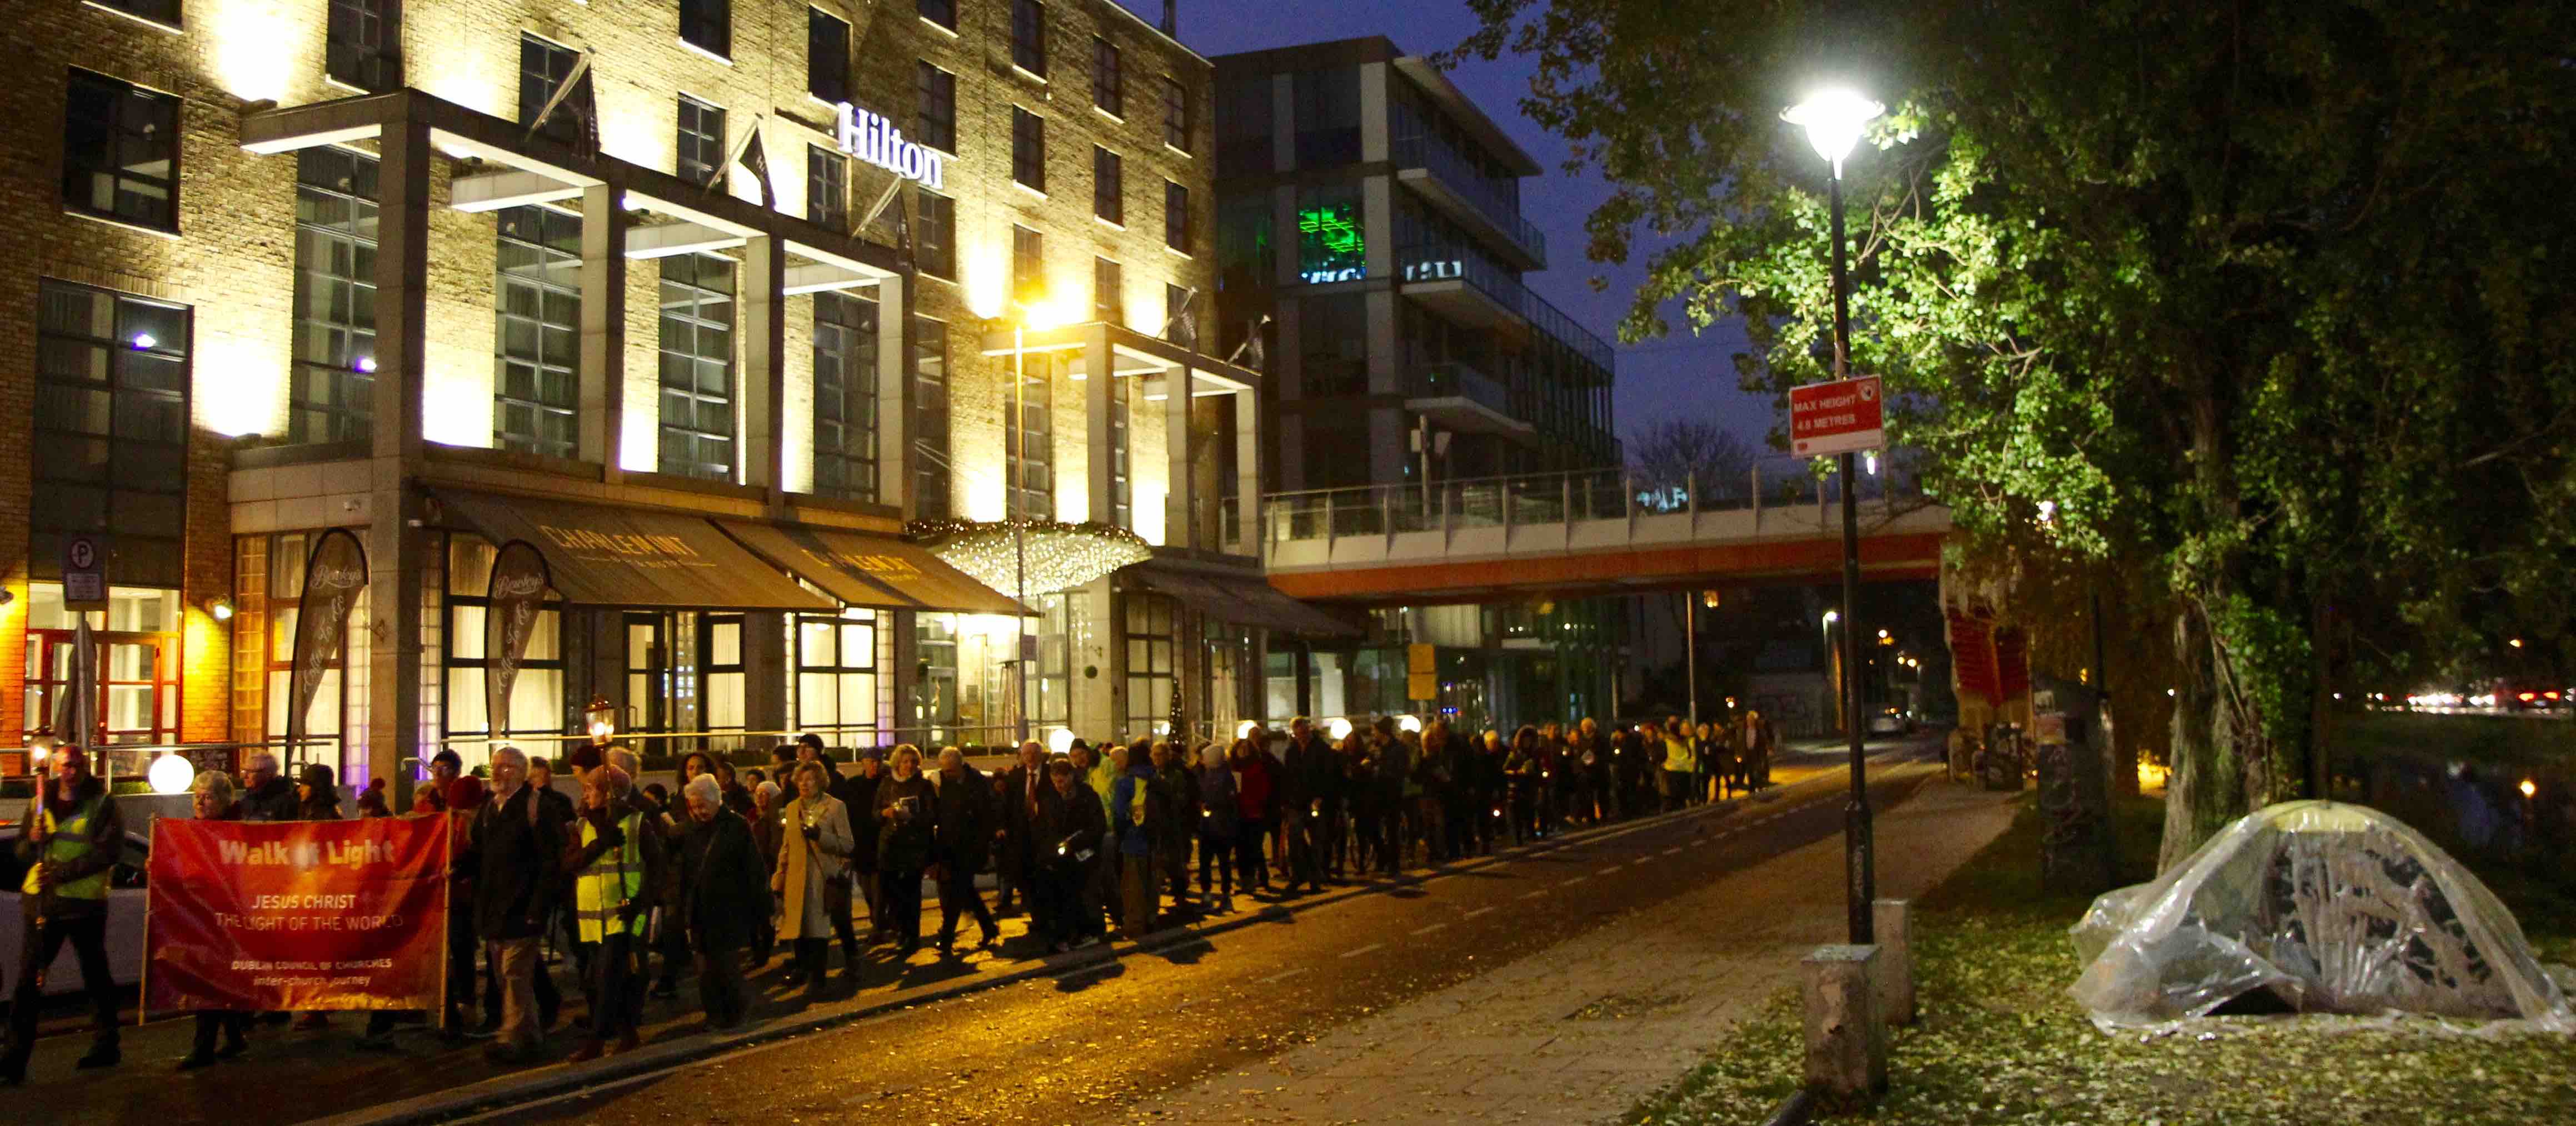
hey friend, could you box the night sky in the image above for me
[1142,1,1775,455]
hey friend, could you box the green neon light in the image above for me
[1298,206,1363,256]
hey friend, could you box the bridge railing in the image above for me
[1264,459,1929,549]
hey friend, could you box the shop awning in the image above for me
[1130,563,1363,638]
[716,522,1029,616]
[436,491,832,610]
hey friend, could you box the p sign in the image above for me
[62,534,108,610]
[1789,376,1885,457]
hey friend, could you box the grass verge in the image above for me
[1624,792,2576,1124]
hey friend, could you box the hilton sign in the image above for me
[835,103,946,191]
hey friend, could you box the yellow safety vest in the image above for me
[573,811,645,943]
[22,795,111,902]
[1663,735,1696,774]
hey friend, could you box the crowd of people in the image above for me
[2,709,1784,1078]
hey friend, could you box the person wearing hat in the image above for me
[3,744,126,1082]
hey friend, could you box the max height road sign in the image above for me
[1789,376,1885,457]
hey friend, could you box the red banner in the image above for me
[146,815,451,1013]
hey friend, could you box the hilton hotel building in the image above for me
[1,0,1346,788]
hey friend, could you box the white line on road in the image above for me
[1598,863,1624,873]
[1411,923,1447,937]
[1258,967,1310,984]
[1462,907,1495,919]
[1560,876,1587,887]
[1519,889,1545,900]
[1339,942,1385,959]
[1660,847,1682,857]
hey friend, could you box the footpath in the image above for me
[2,745,1870,1126]
[1132,767,2021,1125]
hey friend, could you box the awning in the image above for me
[436,491,831,610]
[1130,563,1362,638]
[716,522,1028,616]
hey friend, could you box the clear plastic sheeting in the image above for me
[2069,800,2576,1034]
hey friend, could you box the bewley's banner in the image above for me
[146,814,451,1013]
[483,539,553,735]
[284,528,368,749]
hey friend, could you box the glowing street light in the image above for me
[585,694,617,747]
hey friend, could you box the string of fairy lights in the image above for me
[907,517,1152,597]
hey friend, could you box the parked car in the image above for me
[0,820,152,996]
[1866,707,1912,737]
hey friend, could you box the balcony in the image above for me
[1398,247,1615,372]
[1406,361,1535,442]
[1391,136,1547,270]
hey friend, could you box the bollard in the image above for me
[1801,944,1888,1102]
[1873,898,1915,1025]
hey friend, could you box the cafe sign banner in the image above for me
[146,814,451,1013]
[483,540,553,737]
[284,528,369,749]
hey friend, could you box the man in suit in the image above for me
[996,740,1047,922]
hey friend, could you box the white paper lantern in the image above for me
[148,753,196,796]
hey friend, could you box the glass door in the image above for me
[623,612,669,742]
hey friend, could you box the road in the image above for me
[483,735,1939,1126]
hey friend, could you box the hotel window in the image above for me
[1011,0,1046,77]
[1162,76,1190,152]
[1011,107,1045,193]
[677,96,726,188]
[915,189,955,279]
[807,7,850,105]
[911,317,951,521]
[442,536,566,744]
[518,34,584,146]
[812,290,878,502]
[1011,224,1043,304]
[1006,354,1053,521]
[91,0,180,28]
[807,144,848,231]
[1092,146,1122,224]
[917,0,953,31]
[796,608,878,740]
[493,206,581,459]
[62,69,179,233]
[680,0,730,58]
[1093,257,1121,327]
[33,280,189,588]
[1107,362,1131,529]
[290,147,379,446]
[915,63,956,152]
[1164,179,1190,252]
[1124,593,1175,735]
[659,253,737,482]
[326,0,400,92]
[1033,593,1071,728]
[1164,282,1195,347]
[27,584,184,747]
[1091,37,1122,116]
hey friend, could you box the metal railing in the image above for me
[1410,361,1516,416]
[1396,246,1615,371]
[1263,459,1929,548]
[1391,136,1548,262]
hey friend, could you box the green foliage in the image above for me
[1455,0,2576,854]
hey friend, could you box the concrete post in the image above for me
[1801,943,1888,1102]
[1873,898,1916,1025]
[1234,387,1260,556]
[365,108,431,794]
[1164,363,1192,548]
[741,234,786,496]
[577,183,628,479]
[1084,331,1114,524]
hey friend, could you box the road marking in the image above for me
[1560,876,1587,887]
[1339,942,1385,959]
[1411,923,1447,937]
[1598,862,1624,873]
[1660,846,1682,857]
[1259,967,1309,984]
[1462,907,1496,920]
[1519,889,1546,900]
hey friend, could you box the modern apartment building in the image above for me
[1210,37,1625,733]
[2,0,1330,790]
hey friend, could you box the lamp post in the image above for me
[1011,313,1031,747]
[1785,87,1884,946]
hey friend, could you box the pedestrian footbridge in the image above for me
[1260,466,1950,605]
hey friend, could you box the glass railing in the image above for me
[1398,246,1616,372]
[1263,459,1929,545]
[1409,361,1516,416]
[1391,136,1546,262]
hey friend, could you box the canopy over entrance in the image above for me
[436,491,830,610]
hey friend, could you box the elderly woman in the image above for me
[1195,744,1239,912]
[678,774,765,1029]
[871,745,937,956]
[748,780,785,966]
[177,772,251,1069]
[772,762,856,998]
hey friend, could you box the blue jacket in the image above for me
[1111,765,1157,857]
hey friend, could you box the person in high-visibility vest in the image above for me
[565,764,659,1062]
[3,744,127,1083]
[1661,717,1699,813]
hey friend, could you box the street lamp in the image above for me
[1785,86,1884,947]
[970,286,1075,746]
[585,694,617,747]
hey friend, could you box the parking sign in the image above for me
[63,534,107,610]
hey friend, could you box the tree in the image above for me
[1629,416,1758,499]
[1456,1,2576,868]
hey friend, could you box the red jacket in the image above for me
[1232,755,1274,820]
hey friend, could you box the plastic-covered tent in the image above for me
[2069,800,2575,1033]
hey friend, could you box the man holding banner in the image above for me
[3,745,126,1084]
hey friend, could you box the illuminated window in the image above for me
[658,253,737,481]
[518,35,585,147]
[807,144,847,231]
[33,279,190,587]
[1162,76,1190,152]
[677,95,725,187]
[680,0,730,58]
[26,582,184,747]
[1107,363,1131,528]
[1295,184,1365,284]
[62,69,178,233]
[492,206,580,459]
[1124,593,1175,734]
[325,0,399,93]
[914,189,955,278]
[908,63,957,155]
[911,317,950,520]
[1091,37,1122,116]
[290,147,378,446]
[797,608,879,739]
[1011,0,1046,77]
[1005,352,1053,520]
[812,290,877,502]
[1011,106,1045,192]
[442,535,564,744]
[1093,257,1121,327]
[1163,179,1190,252]
[807,7,850,105]
[1012,224,1044,304]
[1092,146,1122,224]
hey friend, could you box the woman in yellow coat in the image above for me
[772,762,855,999]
